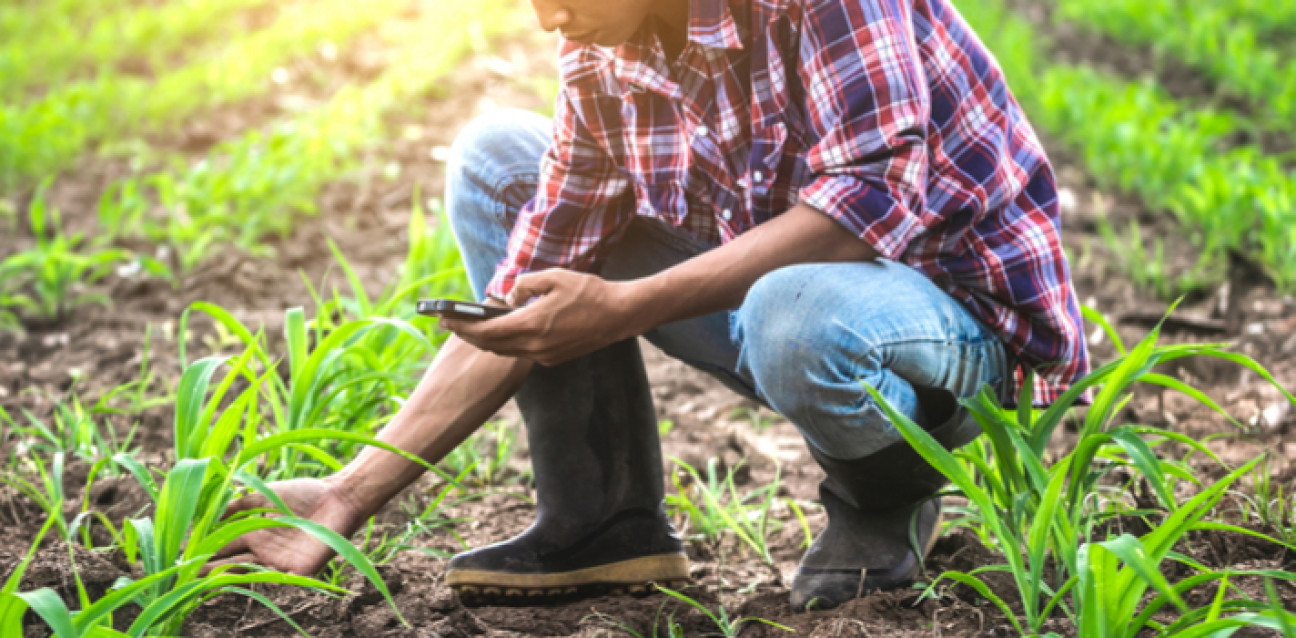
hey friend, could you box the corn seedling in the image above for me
[71,345,482,635]
[872,307,1296,635]
[0,183,159,324]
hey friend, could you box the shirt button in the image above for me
[722,208,733,220]
[752,171,764,183]
[696,125,710,138]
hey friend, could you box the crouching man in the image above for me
[214,0,1089,611]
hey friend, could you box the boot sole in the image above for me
[447,553,689,604]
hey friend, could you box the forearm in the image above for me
[328,335,533,521]
[627,203,877,328]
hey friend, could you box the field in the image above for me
[1,0,1294,636]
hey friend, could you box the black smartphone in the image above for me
[416,298,514,321]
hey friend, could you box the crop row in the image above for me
[6,258,1294,635]
[956,0,1296,294]
[2,195,475,635]
[883,307,1296,635]
[0,0,410,190]
[0,0,278,100]
[1151,0,1296,45]
[98,0,517,273]
[0,0,515,328]
[0,0,140,41]
[1054,0,1296,131]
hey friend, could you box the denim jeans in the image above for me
[445,109,1012,460]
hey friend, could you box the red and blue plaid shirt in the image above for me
[487,0,1090,403]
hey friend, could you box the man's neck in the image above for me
[651,0,690,62]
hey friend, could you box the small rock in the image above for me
[1261,403,1289,428]
[1058,187,1077,214]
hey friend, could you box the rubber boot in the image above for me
[790,392,981,611]
[445,339,689,604]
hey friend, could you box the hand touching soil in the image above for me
[208,477,366,576]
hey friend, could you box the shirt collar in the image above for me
[600,0,744,96]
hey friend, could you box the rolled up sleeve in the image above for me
[796,0,931,261]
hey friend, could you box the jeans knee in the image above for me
[445,109,549,233]
[736,266,861,416]
[735,265,910,456]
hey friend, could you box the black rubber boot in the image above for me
[790,392,981,611]
[446,339,688,604]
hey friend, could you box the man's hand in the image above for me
[441,270,642,366]
[208,477,366,576]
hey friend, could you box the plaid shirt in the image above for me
[487,0,1090,404]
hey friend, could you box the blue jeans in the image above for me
[445,109,1012,460]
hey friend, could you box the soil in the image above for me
[1,6,1294,637]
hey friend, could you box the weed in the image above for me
[439,421,525,487]
[9,397,137,465]
[668,457,799,565]
[728,405,779,432]
[656,585,792,637]
[0,453,67,539]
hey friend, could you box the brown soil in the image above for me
[1,10,1294,638]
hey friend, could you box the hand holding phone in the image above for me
[416,298,514,321]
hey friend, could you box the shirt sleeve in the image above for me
[485,85,633,300]
[795,0,931,261]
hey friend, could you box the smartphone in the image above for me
[416,298,514,321]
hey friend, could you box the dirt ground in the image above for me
[2,8,1294,637]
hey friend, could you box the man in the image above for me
[214,0,1088,611]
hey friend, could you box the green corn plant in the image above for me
[18,551,335,638]
[667,458,794,565]
[78,345,489,635]
[0,182,165,324]
[655,586,793,637]
[175,202,478,480]
[870,306,1296,635]
[180,302,438,478]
